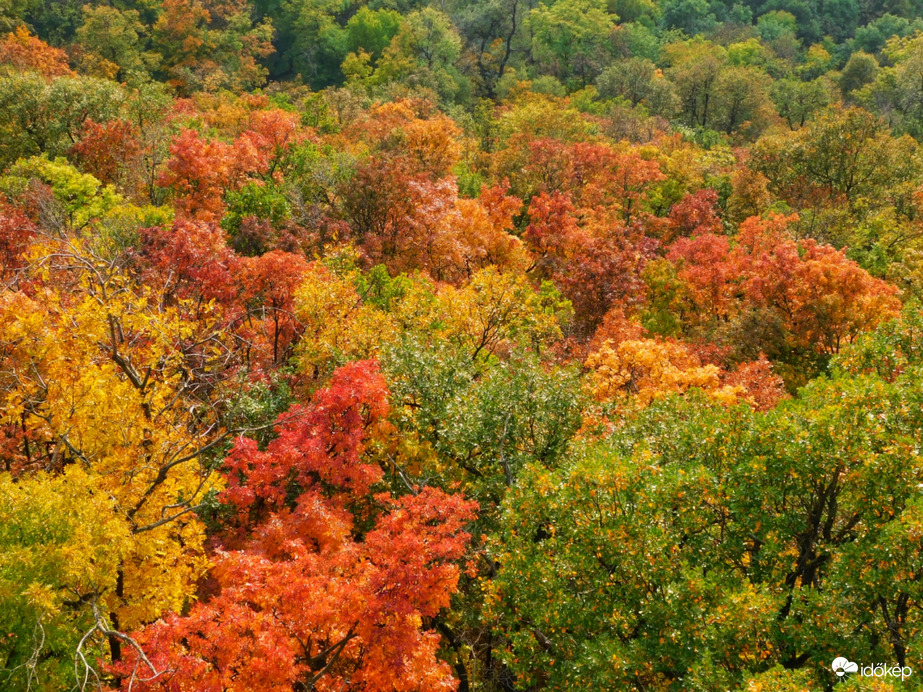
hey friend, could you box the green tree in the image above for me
[345,6,402,63]
[373,7,465,101]
[770,77,830,129]
[450,0,524,97]
[490,306,923,688]
[75,5,160,83]
[839,50,879,102]
[661,0,717,34]
[597,56,678,118]
[0,72,123,167]
[528,0,615,89]
[712,64,774,136]
[664,39,726,130]
[750,105,921,252]
[272,0,346,87]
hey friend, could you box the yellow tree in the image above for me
[585,337,738,407]
[0,232,234,682]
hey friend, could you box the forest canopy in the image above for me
[2,0,923,690]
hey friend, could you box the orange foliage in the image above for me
[69,119,143,188]
[0,26,73,76]
[722,356,788,411]
[668,213,901,353]
[115,361,477,692]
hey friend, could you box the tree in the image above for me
[839,50,879,101]
[69,118,143,189]
[0,467,131,689]
[869,32,923,139]
[0,26,73,76]
[528,0,615,88]
[596,57,678,117]
[450,0,523,97]
[665,188,723,241]
[157,129,234,222]
[660,213,902,383]
[769,77,830,130]
[294,260,397,381]
[0,232,238,676]
[661,0,717,34]
[439,266,563,360]
[0,72,124,167]
[0,203,36,282]
[585,336,728,405]
[113,361,479,692]
[664,39,774,136]
[75,5,159,83]
[373,8,465,102]
[269,0,347,87]
[151,0,274,94]
[490,314,923,687]
[158,117,300,223]
[664,39,727,130]
[237,250,310,367]
[712,65,774,136]
[345,6,403,65]
[749,105,921,251]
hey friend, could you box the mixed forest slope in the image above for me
[1,0,923,690]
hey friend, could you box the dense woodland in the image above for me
[4,0,923,690]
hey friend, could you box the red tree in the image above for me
[115,361,478,692]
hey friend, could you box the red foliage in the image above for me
[524,190,582,277]
[0,205,37,282]
[667,213,902,354]
[723,355,788,411]
[561,230,655,335]
[340,157,417,241]
[514,139,664,222]
[236,250,311,366]
[69,119,143,187]
[525,191,655,334]
[115,361,477,692]
[588,307,646,352]
[666,188,723,242]
[137,220,238,304]
[159,129,235,222]
[668,232,738,320]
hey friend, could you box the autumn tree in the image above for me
[75,6,159,82]
[656,213,902,382]
[0,231,237,679]
[114,360,479,692]
[528,0,615,89]
[0,26,73,76]
[151,0,273,94]
[749,105,921,251]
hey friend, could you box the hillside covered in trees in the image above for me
[4,0,923,690]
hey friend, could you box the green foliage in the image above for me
[528,0,615,89]
[222,181,291,234]
[76,5,160,83]
[345,6,403,61]
[0,468,130,690]
[0,72,123,167]
[491,329,923,687]
[383,337,583,510]
[1,155,122,228]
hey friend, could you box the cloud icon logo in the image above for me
[832,657,859,677]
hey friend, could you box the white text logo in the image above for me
[831,657,912,680]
